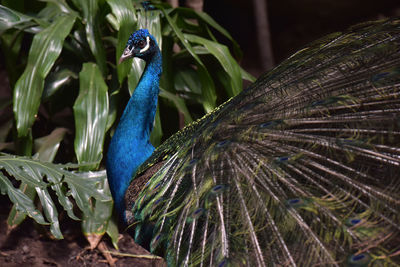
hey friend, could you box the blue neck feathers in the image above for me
[106,48,162,218]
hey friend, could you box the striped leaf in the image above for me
[73,63,109,171]
[13,13,76,137]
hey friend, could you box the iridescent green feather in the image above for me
[130,18,400,266]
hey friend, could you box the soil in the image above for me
[0,195,165,267]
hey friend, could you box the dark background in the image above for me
[204,0,400,76]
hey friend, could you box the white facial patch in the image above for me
[140,36,151,53]
[126,46,133,55]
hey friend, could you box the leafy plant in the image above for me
[0,0,254,245]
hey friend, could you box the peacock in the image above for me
[106,18,400,266]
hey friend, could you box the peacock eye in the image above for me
[138,40,146,49]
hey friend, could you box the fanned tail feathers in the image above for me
[131,18,400,266]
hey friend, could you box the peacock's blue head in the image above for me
[119,29,158,63]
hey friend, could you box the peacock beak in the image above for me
[119,46,134,64]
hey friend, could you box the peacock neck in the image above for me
[106,49,162,218]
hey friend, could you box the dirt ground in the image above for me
[0,195,165,267]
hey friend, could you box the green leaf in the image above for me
[33,127,75,238]
[7,127,69,230]
[36,129,87,222]
[174,68,202,95]
[0,29,24,86]
[6,183,40,231]
[106,0,136,28]
[169,7,242,59]
[34,128,67,162]
[0,155,111,230]
[184,34,243,97]
[0,158,44,188]
[36,186,63,238]
[161,8,216,113]
[106,70,120,132]
[73,63,109,171]
[81,170,113,239]
[13,13,76,137]
[160,88,193,124]
[106,0,138,84]
[82,197,113,236]
[127,59,145,95]
[189,9,242,59]
[66,169,111,215]
[196,66,217,113]
[14,131,32,157]
[78,0,107,75]
[51,182,78,221]
[38,0,78,17]
[0,5,41,35]
[106,216,119,249]
[67,29,90,61]
[150,106,162,147]
[43,68,78,100]
[0,172,47,225]
[172,46,210,61]
[241,67,257,83]
[105,13,118,30]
